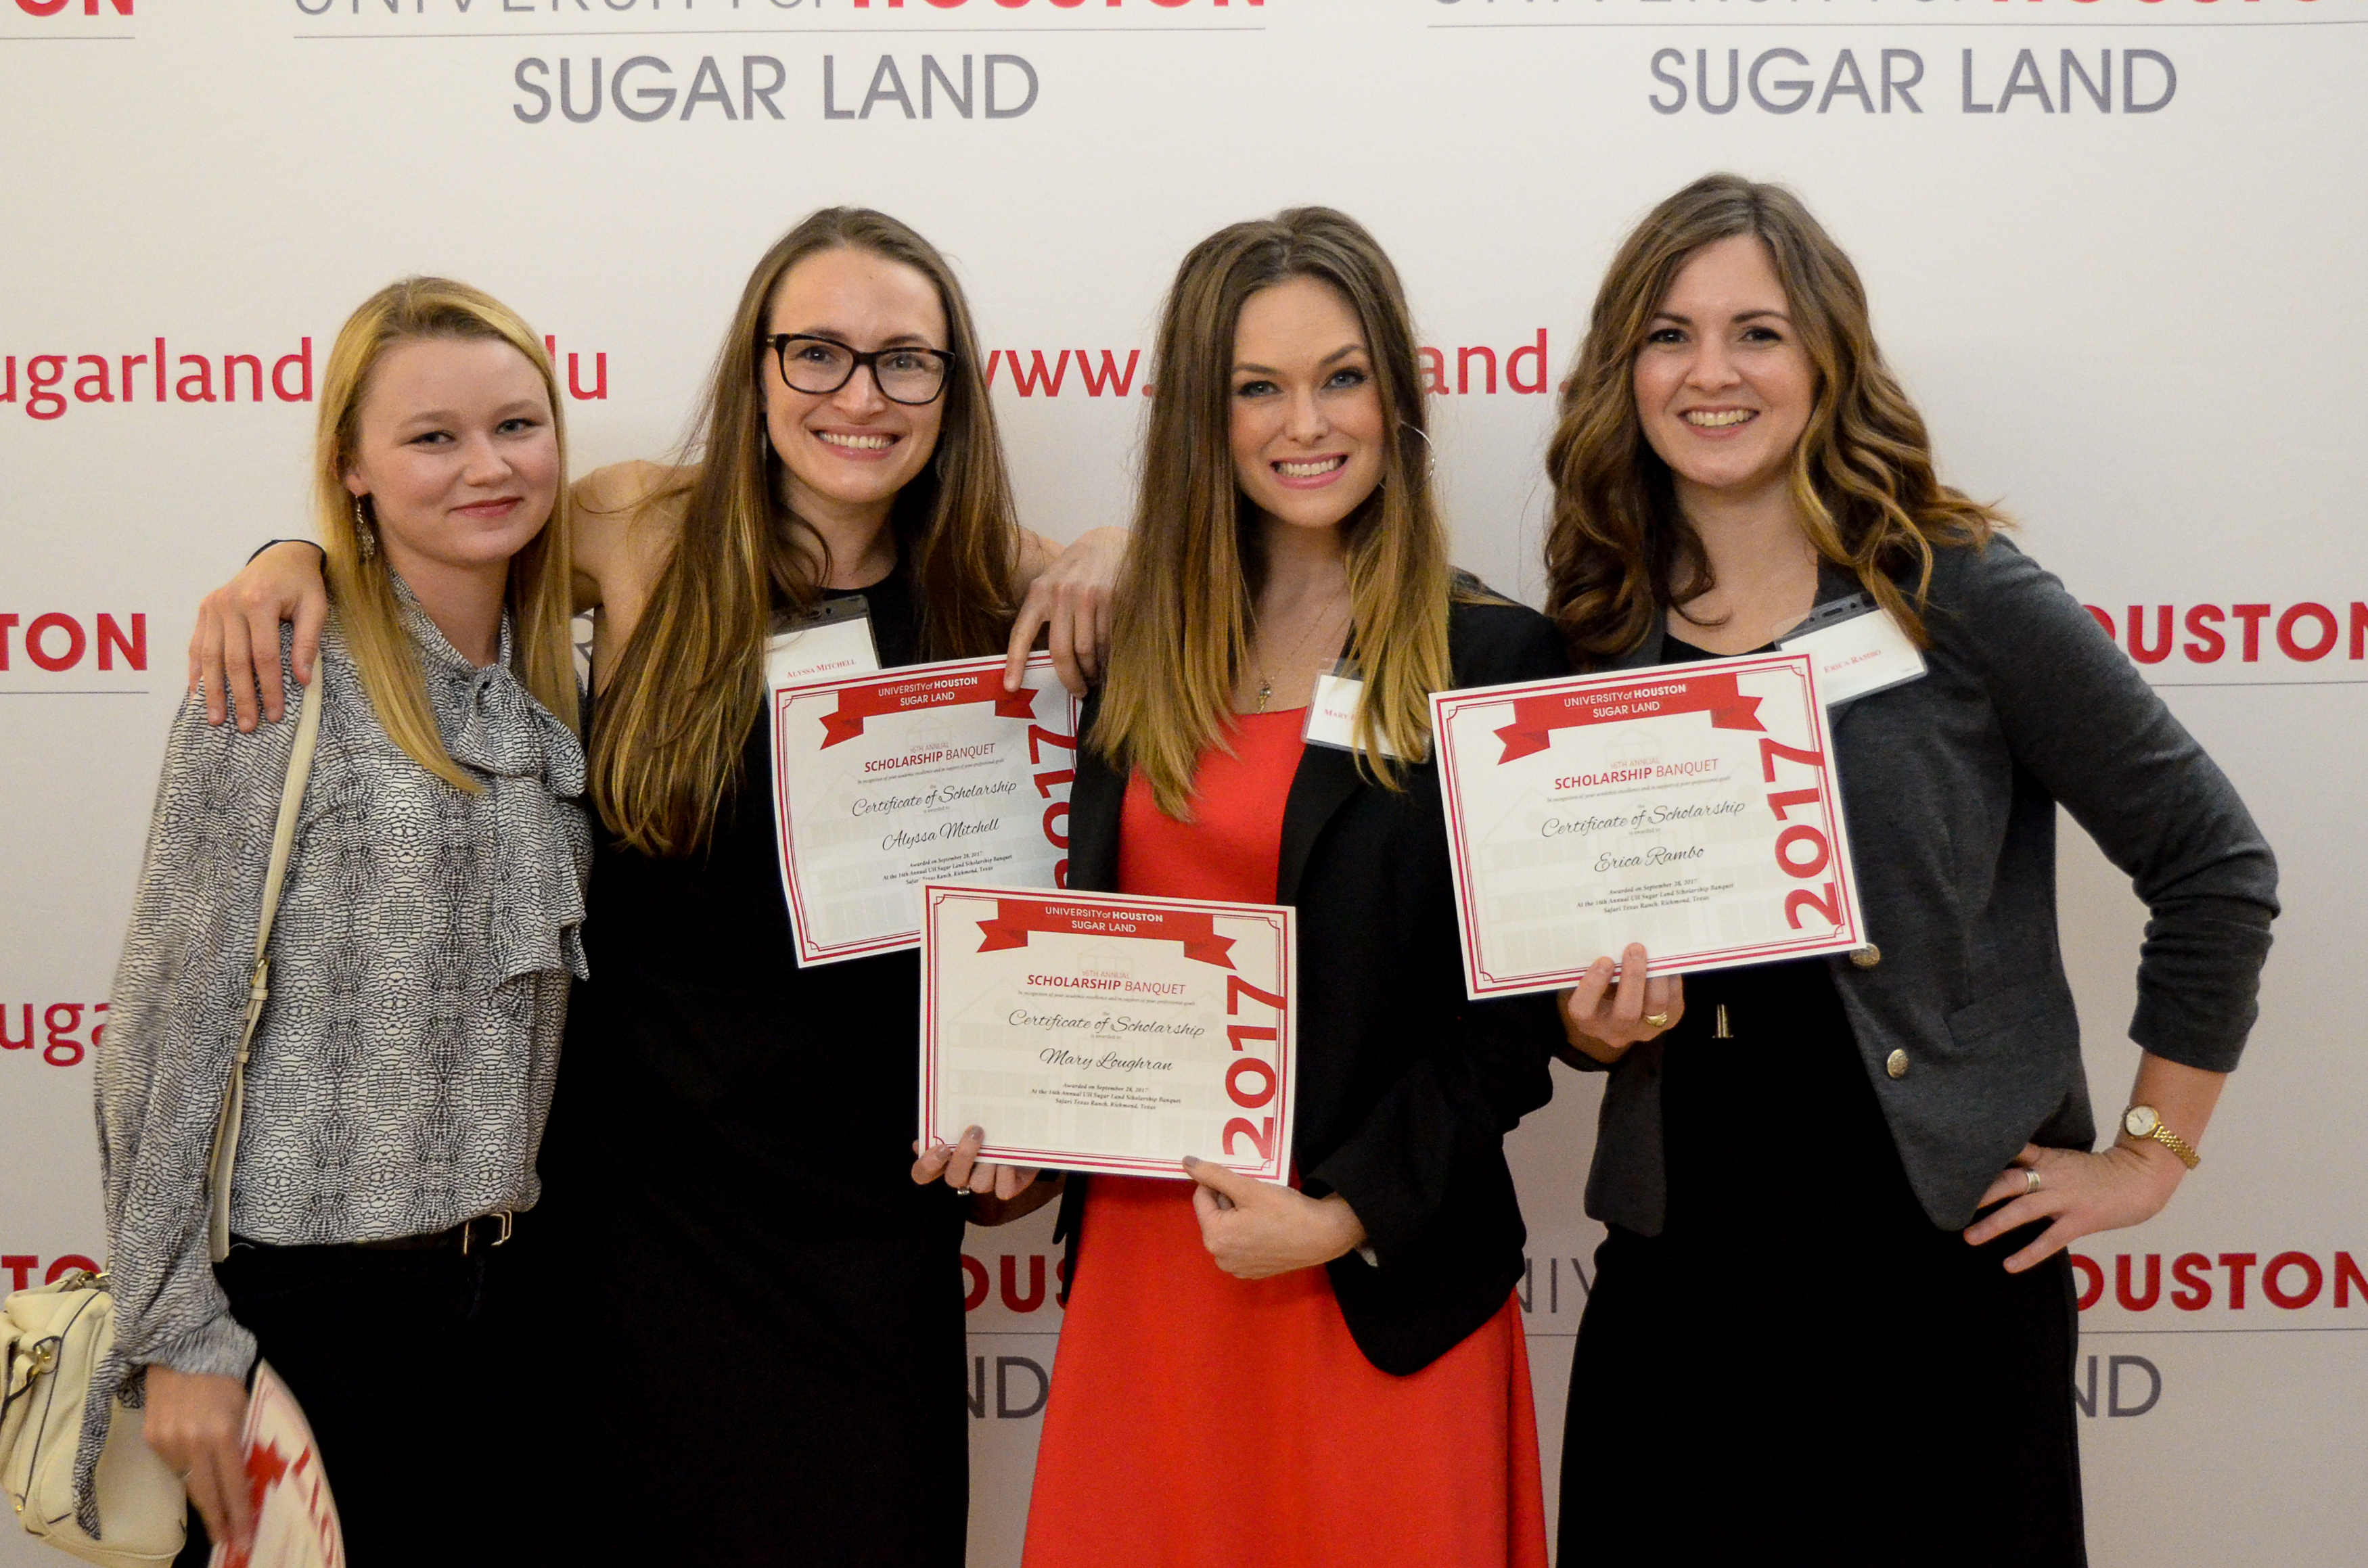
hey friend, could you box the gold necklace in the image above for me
[1251,596,1348,712]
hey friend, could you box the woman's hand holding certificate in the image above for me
[1431,651,1867,998]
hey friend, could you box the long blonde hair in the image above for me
[1544,173,2001,668]
[316,277,578,792]
[1096,208,1457,818]
[591,208,1022,858]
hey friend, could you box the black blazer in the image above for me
[1052,595,1572,1376]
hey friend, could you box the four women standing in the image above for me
[150,179,2275,1565]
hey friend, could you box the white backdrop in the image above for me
[3,2,2363,1564]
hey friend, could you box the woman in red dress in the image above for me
[921,208,1569,1567]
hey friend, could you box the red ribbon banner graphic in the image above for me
[976,898,1237,970]
[1495,672,1764,762]
[819,669,1038,747]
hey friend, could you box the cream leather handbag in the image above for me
[1,1279,184,1567]
[2,675,321,1566]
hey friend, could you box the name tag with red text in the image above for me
[1302,662,1409,759]
[765,596,880,689]
[1777,595,1926,708]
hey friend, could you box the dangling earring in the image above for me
[353,495,378,564]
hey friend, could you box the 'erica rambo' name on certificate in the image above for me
[1430,651,1866,998]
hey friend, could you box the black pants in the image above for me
[175,1235,532,1568]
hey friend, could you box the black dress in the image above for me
[530,564,971,1565]
[1557,637,2085,1568]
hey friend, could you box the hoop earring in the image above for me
[1400,423,1439,486]
[353,495,378,564]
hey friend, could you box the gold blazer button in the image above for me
[1850,944,1882,969]
[1885,1048,1909,1080]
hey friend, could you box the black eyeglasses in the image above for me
[764,333,954,406]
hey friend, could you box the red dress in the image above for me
[1022,710,1547,1568]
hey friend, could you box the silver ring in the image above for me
[2024,1168,2042,1196]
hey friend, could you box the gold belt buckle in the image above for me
[459,1211,514,1256]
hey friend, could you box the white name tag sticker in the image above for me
[765,599,880,689]
[1302,663,1407,759]
[1779,596,1926,708]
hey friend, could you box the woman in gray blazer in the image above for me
[1539,175,2276,1565]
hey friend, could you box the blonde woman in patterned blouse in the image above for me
[93,277,589,1567]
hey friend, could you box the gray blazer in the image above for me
[1580,538,2277,1234]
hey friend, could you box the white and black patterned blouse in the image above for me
[91,582,589,1453]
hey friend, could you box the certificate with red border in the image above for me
[1429,651,1865,999]
[212,1361,345,1568]
[919,883,1297,1182]
[771,653,1080,967]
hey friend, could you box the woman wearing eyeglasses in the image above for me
[183,209,1118,1565]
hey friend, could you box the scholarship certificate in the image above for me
[1430,651,1865,998]
[919,884,1297,1182]
[771,653,1080,966]
[212,1361,345,1568]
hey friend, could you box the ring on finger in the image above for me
[2024,1168,2042,1196]
[1643,1011,1672,1030]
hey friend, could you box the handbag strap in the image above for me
[206,672,324,1264]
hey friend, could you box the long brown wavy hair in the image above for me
[318,277,578,792]
[1095,207,1462,818]
[1543,173,2001,667]
[591,208,1022,856]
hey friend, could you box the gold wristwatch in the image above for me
[2122,1105,2200,1170]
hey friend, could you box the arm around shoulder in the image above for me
[189,542,332,729]
[570,459,687,618]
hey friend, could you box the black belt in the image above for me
[352,1211,515,1255]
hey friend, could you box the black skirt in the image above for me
[1557,954,2086,1567]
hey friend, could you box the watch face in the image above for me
[2125,1105,2160,1138]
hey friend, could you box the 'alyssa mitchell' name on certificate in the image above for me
[771,652,1079,966]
